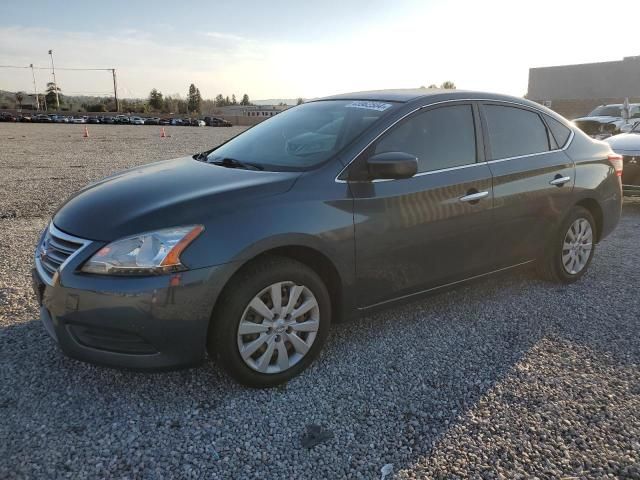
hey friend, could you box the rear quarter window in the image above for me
[544,115,572,148]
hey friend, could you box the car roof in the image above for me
[311,88,571,125]
[315,88,530,104]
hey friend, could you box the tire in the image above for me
[208,256,331,387]
[536,205,596,283]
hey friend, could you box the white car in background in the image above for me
[130,116,145,125]
[71,116,86,124]
[605,122,640,196]
[573,103,640,139]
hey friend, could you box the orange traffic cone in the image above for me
[160,127,166,138]
[83,126,89,138]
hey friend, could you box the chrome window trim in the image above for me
[35,222,92,286]
[335,98,575,183]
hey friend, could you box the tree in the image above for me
[440,81,456,89]
[231,94,237,105]
[86,103,107,112]
[214,94,225,107]
[148,88,164,111]
[427,84,438,89]
[15,92,24,110]
[187,84,202,113]
[240,93,251,106]
[45,82,63,110]
[296,97,304,105]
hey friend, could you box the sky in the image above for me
[1,0,640,101]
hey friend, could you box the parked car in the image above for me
[604,123,640,196]
[33,90,623,387]
[34,114,51,123]
[87,117,101,124]
[0,112,16,122]
[130,116,145,125]
[17,114,32,122]
[101,116,115,124]
[71,116,86,124]
[170,118,183,126]
[205,116,232,127]
[196,120,206,127]
[115,115,130,124]
[573,103,640,139]
[144,117,160,125]
[159,118,171,126]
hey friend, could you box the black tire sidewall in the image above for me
[551,206,596,283]
[211,257,331,387]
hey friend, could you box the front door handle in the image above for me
[550,175,571,186]
[459,191,489,203]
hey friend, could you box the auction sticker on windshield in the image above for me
[345,101,393,111]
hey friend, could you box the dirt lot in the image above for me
[1,123,639,479]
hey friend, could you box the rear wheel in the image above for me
[208,256,331,387]
[537,206,596,283]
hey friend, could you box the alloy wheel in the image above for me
[561,218,593,275]
[237,282,320,374]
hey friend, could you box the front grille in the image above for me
[36,224,89,282]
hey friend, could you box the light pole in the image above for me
[30,64,40,111]
[48,49,60,110]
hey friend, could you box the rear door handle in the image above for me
[459,191,489,203]
[550,175,571,186]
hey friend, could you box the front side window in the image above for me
[373,105,477,173]
[483,105,550,160]
[205,100,398,170]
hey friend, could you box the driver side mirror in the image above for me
[366,152,418,180]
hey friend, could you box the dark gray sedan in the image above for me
[33,89,623,386]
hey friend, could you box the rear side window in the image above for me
[483,105,550,160]
[544,115,571,148]
[374,105,476,173]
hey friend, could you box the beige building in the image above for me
[527,56,640,119]
[215,104,291,126]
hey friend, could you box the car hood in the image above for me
[54,156,300,241]
[573,115,621,124]
[604,133,640,151]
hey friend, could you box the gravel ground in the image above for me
[1,123,639,479]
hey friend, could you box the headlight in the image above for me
[81,225,204,275]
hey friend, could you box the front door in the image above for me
[348,103,495,309]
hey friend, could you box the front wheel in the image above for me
[208,256,331,387]
[536,206,596,283]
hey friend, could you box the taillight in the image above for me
[608,153,623,177]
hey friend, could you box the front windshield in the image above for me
[588,105,622,117]
[205,100,398,170]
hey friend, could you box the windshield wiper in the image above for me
[209,157,264,171]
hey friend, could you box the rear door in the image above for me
[479,103,576,267]
[349,102,495,308]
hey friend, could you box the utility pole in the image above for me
[30,64,40,111]
[112,69,119,112]
[48,49,60,110]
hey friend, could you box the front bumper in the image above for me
[32,226,237,370]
